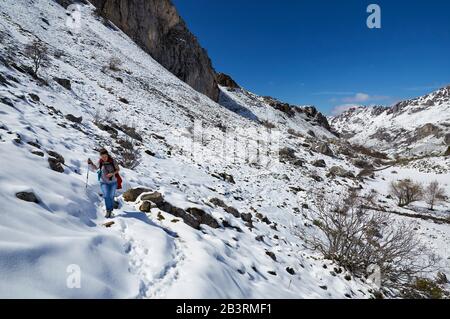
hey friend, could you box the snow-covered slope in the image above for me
[0,0,376,298]
[330,86,450,157]
[1,0,449,299]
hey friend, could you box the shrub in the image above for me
[108,56,122,72]
[260,120,276,129]
[389,179,423,207]
[116,136,140,169]
[295,190,439,292]
[424,181,447,210]
[24,40,49,77]
[402,277,447,299]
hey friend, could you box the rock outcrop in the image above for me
[216,73,239,89]
[90,0,219,101]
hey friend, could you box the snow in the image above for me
[329,88,450,157]
[0,0,448,299]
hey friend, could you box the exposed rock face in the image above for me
[216,73,239,89]
[90,0,219,101]
[415,123,441,139]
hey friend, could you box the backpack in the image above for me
[99,157,123,190]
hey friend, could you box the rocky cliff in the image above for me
[90,0,219,101]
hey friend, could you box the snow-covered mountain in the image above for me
[1,0,449,299]
[330,86,450,157]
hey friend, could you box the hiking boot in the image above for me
[105,210,112,218]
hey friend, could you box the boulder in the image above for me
[139,201,152,213]
[29,93,40,102]
[65,114,82,124]
[265,251,277,261]
[286,267,296,275]
[16,191,39,203]
[210,197,227,208]
[224,206,240,218]
[53,77,71,90]
[328,166,355,178]
[240,212,253,223]
[310,174,323,182]
[94,122,118,137]
[315,142,334,157]
[186,207,220,229]
[48,157,64,173]
[352,159,373,169]
[31,150,44,157]
[27,141,41,149]
[145,149,156,157]
[103,221,115,228]
[218,172,235,184]
[140,191,164,204]
[123,187,152,202]
[311,159,326,167]
[47,150,65,164]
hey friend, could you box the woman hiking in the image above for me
[88,148,121,218]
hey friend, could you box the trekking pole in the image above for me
[85,162,90,189]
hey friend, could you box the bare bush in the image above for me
[116,136,140,169]
[260,120,276,129]
[93,108,112,125]
[295,190,438,292]
[24,40,49,77]
[424,181,447,210]
[108,56,122,72]
[390,179,423,207]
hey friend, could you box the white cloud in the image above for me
[330,104,363,116]
[342,93,370,103]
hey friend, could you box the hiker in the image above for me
[88,148,122,218]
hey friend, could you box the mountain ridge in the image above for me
[329,85,450,157]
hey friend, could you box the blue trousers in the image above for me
[100,182,117,212]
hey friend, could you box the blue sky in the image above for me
[172,0,450,115]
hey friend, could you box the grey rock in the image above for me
[123,187,152,202]
[91,0,219,101]
[139,200,152,212]
[140,191,164,204]
[315,142,334,157]
[16,191,39,203]
[53,77,71,90]
[65,114,82,123]
[48,157,64,173]
[328,166,355,178]
[31,150,44,157]
[47,150,65,164]
[312,159,326,167]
